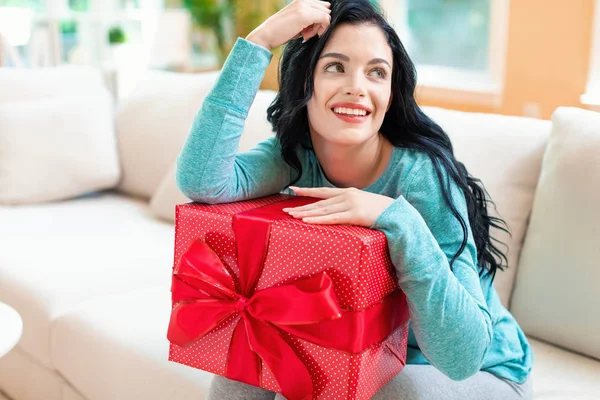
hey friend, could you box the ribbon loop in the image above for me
[167,299,237,346]
[247,272,342,325]
[174,240,238,301]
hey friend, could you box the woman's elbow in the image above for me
[176,177,234,205]
[444,360,483,381]
[175,172,198,201]
[174,165,210,203]
[175,161,193,193]
[175,175,210,204]
[442,338,491,381]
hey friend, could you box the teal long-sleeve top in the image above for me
[175,37,534,384]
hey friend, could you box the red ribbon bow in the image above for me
[167,198,409,400]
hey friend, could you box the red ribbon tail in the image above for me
[244,315,313,400]
[226,318,262,387]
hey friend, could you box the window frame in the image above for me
[581,0,600,109]
[378,0,510,107]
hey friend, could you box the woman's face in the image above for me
[307,23,393,148]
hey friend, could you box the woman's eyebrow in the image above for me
[320,52,391,68]
[320,52,350,62]
[367,58,391,68]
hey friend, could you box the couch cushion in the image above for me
[149,90,278,222]
[50,285,214,400]
[421,107,551,308]
[511,107,600,360]
[0,94,120,205]
[115,70,220,199]
[0,192,174,369]
[529,338,600,399]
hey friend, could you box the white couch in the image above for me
[0,66,599,400]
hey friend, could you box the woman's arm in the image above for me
[176,38,293,203]
[177,1,332,204]
[371,158,493,381]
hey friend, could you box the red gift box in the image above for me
[167,194,409,400]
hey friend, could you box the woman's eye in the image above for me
[370,68,387,79]
[325,63,344,73]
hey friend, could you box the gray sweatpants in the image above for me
[207,365,532,400]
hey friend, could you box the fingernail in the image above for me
[301,38,307,44]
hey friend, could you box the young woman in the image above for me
[176,0,534,398]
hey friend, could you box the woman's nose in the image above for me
[345,88,365,97]
[344,75,367,97]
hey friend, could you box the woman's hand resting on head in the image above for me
[245,0,331,51]
[283,186,395,228]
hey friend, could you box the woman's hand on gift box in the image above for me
[282,186,395,227]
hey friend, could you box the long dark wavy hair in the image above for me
[266,0,509,280]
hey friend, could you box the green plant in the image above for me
[108,26,127,45]
[183,0,232,59]
[183,0,282,61]
[68,0,88,12]
[60,20,78,35]
[233,1,281,38]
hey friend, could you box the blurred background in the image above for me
[1,0,598,119]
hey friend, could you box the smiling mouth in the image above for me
[330,107,372,117]
[330,108,371,124]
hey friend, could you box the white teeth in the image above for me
[333,107,368,116]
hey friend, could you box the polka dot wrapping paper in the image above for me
[168,194,409,400]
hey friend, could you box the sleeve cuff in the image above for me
[370,196,444,277]
[370,195,414,231]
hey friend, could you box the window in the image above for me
[379,0,510,106]
[582,0,600,108]
[403,0,491,72]
[0,0,167,66]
